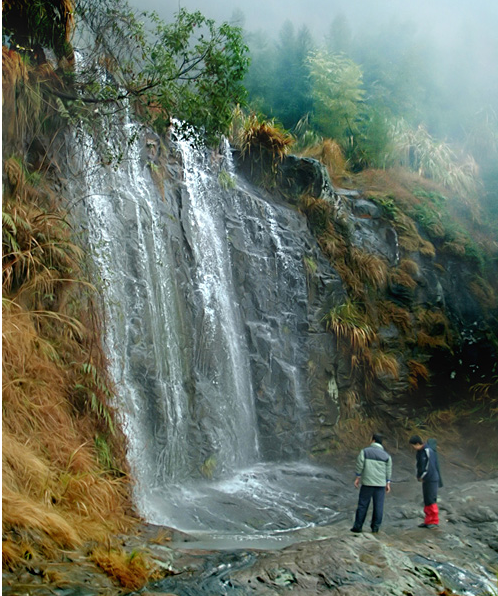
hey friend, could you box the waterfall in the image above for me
[70,117,341,540]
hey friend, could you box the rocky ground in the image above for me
[3,446,497,596]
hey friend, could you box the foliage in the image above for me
[2,158,83,305]
[244,21,314,130]
[241,13,498,232]
[385,120,480,198]
[1,47,67,157]
[271,21,314,129]
[307,50,365,146]
[303,255,318,277]
[73,1,250,144]
[218,169,236,190]
[2,0,75,61]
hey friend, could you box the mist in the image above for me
[128,0,498,117]
[131,0,498,46]
[126,0,498,218]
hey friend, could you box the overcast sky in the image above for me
[129,0,498,48]
[125,0,498,117]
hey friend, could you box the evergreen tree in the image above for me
[308,50,364,146]
[325,13,352,56]
[271,21,314,129]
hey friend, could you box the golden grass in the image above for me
[415,331,449,350]
[407,359,430,390]
[2,48,136,570]
[350,248,388,291]
[90,546,159,590]
[414,308,452,351]
[2,48,65,155]
[2,487,81,548]
[469,277,497,310]
[378,300,413,334]
[366,350,400,380]
[389,267,418,290]
[2,306,135,564]
[399,258,420,277]
[235,112,294,162]
[299,138,348,183]
[419,238,436,258]
[324,301,376,351]
[333,416,386,451]
[300,195,334,237]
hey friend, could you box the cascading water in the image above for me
[175,130,259,472]
[70,116,343,545]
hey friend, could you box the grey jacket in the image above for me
[356,442,392,486]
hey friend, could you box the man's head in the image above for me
[372,433,383,445]
[409,435,424,450]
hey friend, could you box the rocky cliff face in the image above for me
[235,147,497,424]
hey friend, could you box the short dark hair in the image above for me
[409,435,423,445]
[372,433,383,445]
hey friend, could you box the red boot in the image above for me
[423,503,439,526]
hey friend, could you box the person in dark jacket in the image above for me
[351,433,392,534]
[409,435,442,528]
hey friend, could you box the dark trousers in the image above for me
[353,485,385,531]
[422,481,438,506]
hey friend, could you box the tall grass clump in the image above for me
[384,120,480,201]
[240,113,293,158]
[231,109,294,185]
[90,545,161,590]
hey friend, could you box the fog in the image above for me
[126,0,498,215]
[132,0,497,47]
[130,0,498,102]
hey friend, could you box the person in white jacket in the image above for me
[351,433,392,534]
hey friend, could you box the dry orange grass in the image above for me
[2,48,65,154]
[407,359,430,390]
[300,138,348,183]
[365,350,400,381]
[378,300,413,335]
[238,113,294,162]
[90,546,159,590]
[2,48,136,570]
[416,331,449,350]
[389,267,418,290]
[2,305,135,567]
[350,248,389,291]
[333,415,387,451]
[469,277,497,310]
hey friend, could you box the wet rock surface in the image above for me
[4,450,497,596]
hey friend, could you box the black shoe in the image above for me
[350,527,362,533]
[371,528,379,534]
[425,524,438,529]
[418,523,428,528]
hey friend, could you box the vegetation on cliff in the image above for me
[1,44,137,577]
[231,111,498,457]
[232,12,498,441]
